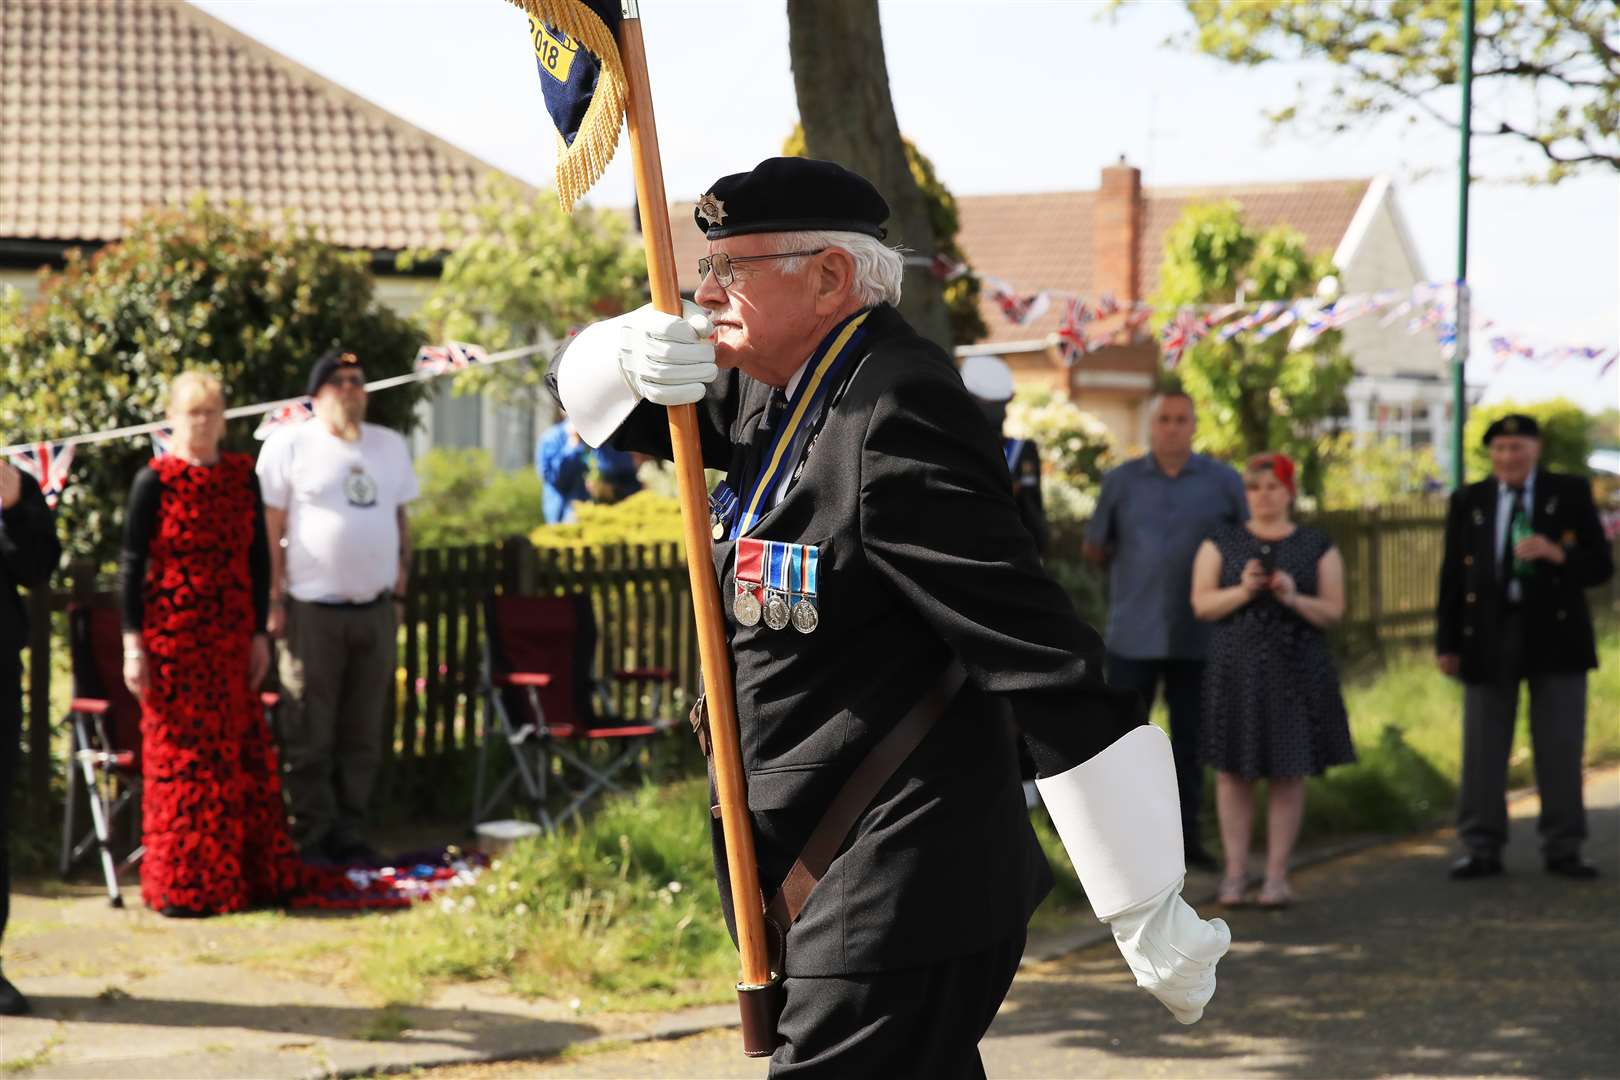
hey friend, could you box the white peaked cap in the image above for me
[960,354,1015,402]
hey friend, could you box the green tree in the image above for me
[1153,201,1354,496]
[1170,0,1619,183]
[0,199,427,563]
[783,124,986,344]
[404,173,648,405]
[1464,398,1593,479]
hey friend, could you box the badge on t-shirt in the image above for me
[343,465,378,507]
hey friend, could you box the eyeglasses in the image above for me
[326,373,366,388]
[696,249,826,288]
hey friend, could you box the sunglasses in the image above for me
[326,373,366,388]
[696,248,826,288]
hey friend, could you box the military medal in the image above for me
[791,544,819,634]
[734,538,764,626]
[709,483,739,542]
[763,541,792,630]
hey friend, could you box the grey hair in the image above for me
[767,230,904,307]
[168,370,225,413]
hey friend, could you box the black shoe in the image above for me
[1545,855,1599,880]
[0,971,30,1016]
[1184,842,1220,873]
[1449,853,1504,879]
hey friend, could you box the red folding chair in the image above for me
[61,604,278,907]
[474,593,677,832]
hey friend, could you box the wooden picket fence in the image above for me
[18,505,1617,820]
[20,540,697,820]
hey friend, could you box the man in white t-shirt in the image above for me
[257,347,419,863]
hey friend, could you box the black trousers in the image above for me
[0,652,21,948]
[769,929,1026,1078]
[1107,654,1206,837]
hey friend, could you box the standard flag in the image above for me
[518,0,627,210]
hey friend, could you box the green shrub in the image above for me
[529,490,685,550]
[411,448,543,549]
[0,198,427,564]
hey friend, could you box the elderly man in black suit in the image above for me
[0,460,63,1015]
[551,157,1229,1076]
[1437,413,1613,881]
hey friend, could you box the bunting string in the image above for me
[2,340,545,509]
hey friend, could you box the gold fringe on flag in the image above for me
[506,0,628,212]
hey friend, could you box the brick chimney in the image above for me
[1094,157,1143,304]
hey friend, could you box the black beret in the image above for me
[307,346,362,397]
[1482,413,1541,445]
[693,157,889,241]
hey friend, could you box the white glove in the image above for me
[556,301,718,446]
[1108,877,1230,1024]
[606,300,717,406]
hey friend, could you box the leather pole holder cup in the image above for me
[737,972,786,1057]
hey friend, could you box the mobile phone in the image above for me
[1258,543,1276,575]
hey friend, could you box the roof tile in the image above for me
[0,0,519,252]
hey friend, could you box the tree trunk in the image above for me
[786,0,952,350]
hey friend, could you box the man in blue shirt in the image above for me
[535,415,642,524]
[1084,392,1247,869]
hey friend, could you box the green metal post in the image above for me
[1451,0,1475,489]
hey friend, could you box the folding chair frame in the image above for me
[473,595,678,833]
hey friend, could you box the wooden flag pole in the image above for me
[615,11,774,996]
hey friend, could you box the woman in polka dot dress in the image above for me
[1191,453,1353,909]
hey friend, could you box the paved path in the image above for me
[419,767,1620,1079]
[4,770,1615,1078]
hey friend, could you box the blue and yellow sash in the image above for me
[726,309,872,539]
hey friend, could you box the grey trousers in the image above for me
[277,598,396,854]
[1458,614,1588,860]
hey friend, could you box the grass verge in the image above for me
[363,631,1618,1009]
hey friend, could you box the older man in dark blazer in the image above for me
[1436,414,1613,881]
[553,157,1229,1075]
[0,461,63,1014]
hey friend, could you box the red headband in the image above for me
[1248,453,1297,498]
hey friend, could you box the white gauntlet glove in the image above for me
[556,301,717,446]
[1108,878,1230,1024]
[1035,725,1231,1026]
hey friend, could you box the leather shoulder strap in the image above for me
[766,660,968,929]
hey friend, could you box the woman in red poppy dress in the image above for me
[119,372,302,917]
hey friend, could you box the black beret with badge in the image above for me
[306,346,363,396]
[693,157,890,240]
[1482,413,1541,445]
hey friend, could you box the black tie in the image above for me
[1501,485,1525,591]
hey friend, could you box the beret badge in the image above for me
[695,192,728,227]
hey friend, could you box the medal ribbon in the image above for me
[766,541,790,594]
[733,308,872,538]
[735,538,765,586]
[709,481,739,535]
[786,544,803,600]
[802,545,818,599]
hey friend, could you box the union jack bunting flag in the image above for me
[1094,293,1120,319]
[1252,304,1299,343]
[987,282,1051,327]
[1160,310,1208,369]
[253,399,315,440]
[416,341,490,375]
[10,442,75,509]
[151,426,175,458]
[1056,298,1092,364]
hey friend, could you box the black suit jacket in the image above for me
[606,304,1141,976]
[1436,468,1613,684]
[1,470,63,656]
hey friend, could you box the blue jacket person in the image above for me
[1436,413,1613,880]
[553,158,1229,1075]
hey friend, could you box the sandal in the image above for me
[1217,876,1248,908]
[1257,879,1293,909]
